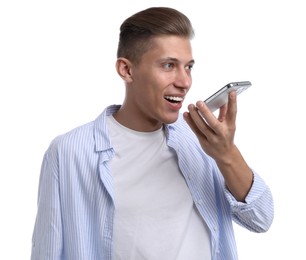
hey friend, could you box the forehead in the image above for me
[142,35,193,63]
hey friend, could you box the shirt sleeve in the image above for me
[224,170,274,233]
[31,140,63,260]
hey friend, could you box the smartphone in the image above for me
[204,81,252,112]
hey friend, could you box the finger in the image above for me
[183,109,208,138]
[185,104,216,137]
[226,91,237,128]
[218,103,228,122]
[195,101,221,133]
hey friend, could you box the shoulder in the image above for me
[45,105,120,158]
[47,120,95,157]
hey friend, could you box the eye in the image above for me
[163,63,175,70]
[185,64,194,71]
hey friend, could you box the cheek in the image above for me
[133,68,172,98]
[153,74,174,90]
[139,74,164,93]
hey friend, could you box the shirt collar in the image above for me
[94,105,121,152]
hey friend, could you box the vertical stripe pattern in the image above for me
[31,105,274,260]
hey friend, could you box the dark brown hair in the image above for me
[117,7,194,64]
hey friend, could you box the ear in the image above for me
[116,58,133,83]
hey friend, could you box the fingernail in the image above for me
[197,101,204,108]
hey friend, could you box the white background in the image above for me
[1,0,305,259]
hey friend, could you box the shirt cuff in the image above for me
[224,170,267,206]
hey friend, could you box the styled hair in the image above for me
[117,7,194,64]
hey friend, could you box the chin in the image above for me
[163,113,180,124]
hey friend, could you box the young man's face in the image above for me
[122,35,194,131]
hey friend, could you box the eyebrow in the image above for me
[158,57,195,65]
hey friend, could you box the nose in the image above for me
[175,67,192,90]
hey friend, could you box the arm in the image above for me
[183,91,254,202]
[183,92,273,231]
[31,143,63,260]
[224,169,274,232]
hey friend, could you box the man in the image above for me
[31,7,274,260]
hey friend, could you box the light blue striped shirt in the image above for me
[31,105,274,260]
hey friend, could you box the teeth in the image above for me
[164,96,184,102]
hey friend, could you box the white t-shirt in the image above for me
[107,115,211,260]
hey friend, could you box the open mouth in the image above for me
[164,96,184,104]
